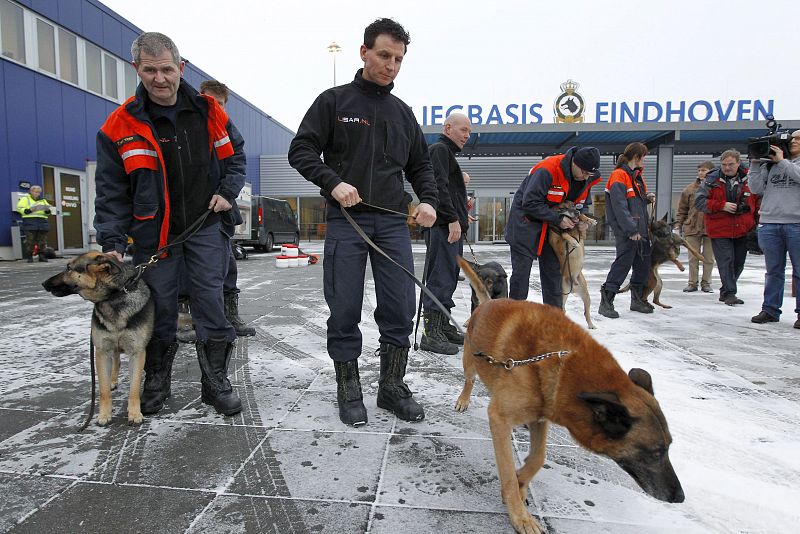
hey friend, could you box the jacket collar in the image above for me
[437,134,462,154]
[352,69,394,96]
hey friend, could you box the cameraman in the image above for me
[747,131,800,329]
[695,149,758,306]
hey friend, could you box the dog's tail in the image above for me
[457,256,492,306]
[618,283,630,294]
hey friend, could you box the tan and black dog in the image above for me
[43,251,154,426]
[547,200,597,329]
[454,257,684,534]
[620,215,704,309]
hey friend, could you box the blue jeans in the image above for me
[323,205,415,362]
[757,223,800,318]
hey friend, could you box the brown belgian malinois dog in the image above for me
[547,200,598,329]
[454,257,684,533]
[43,251,154,426]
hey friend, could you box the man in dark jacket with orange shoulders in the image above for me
[695,149,758,306]
[94,32,246,418]
[505,147,601,308]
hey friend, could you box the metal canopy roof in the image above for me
[422,120,800,157]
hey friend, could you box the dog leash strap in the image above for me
[339,206,464,337]
[473,350,569,370]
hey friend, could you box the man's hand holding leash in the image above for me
[413,203,436,227]
[208,194,231,212]
[331,182,362,208]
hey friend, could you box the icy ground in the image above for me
[0,244,798,533]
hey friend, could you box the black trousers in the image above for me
[135,222,235,343]
[710,236,748,298]
[323,205,415,363]
[421,225,463,313]
[603,235,651,293]
[509,241,562,308]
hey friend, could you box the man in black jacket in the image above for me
[420,113,471,355]
[95,32,246,418]
[289,18,438,427]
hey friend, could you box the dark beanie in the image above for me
[573,147,601,172]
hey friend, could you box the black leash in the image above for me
[78,340,96,432]
[78,209,213,431]
[413,230,432,350]
[338,206,464,339]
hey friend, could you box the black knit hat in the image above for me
[573,147,601,173]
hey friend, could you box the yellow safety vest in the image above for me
[16,194,52,219]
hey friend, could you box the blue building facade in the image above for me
[0,0,294,259]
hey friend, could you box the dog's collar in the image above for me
[120,264,147,294]
[473,350,569,370]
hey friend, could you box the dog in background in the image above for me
[43,251,154,426]
[455,257,684,533]
[547,200,597,329]
[463,259,508,312]
[620,215,704,309]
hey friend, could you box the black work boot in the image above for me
[196,337,242,416]
[630,285,654,314]
[38,255,48,262]
[419,311,458,355]
[141,338,179,414]
[598,287,620,319]
[333,359,368,426]
[224,292,256,337]
[440,314,465,346]
[377,343,425,422]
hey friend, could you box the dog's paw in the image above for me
[509,509,544,534]
[128,411,144,425]
[587,323,597,329]
[96,413,112,426]
[454,397,470,412]
[110,382,118,391]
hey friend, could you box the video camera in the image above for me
[747,116,793,160]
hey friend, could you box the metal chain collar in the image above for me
[473,350,570,370]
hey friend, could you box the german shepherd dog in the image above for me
[463,260,509,312]
[620,215,704,309]
[547,201,597,329]
[454,257,684,533]
[43,251,154,426]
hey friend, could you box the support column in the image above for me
[655,144,675,222]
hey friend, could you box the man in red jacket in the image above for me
[695,149,758,306]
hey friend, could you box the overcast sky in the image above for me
[100,0,797,132]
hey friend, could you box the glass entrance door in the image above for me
[42,166,88,253]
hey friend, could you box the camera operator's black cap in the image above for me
[573,147,601,173]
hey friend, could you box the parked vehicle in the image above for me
[235,196,299,252]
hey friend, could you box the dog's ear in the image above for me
[577,392,634,439]
[661,212,669,223]
[88,254,123,274]
[628,368,654,395]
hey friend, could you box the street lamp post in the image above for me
[327,41,341,86]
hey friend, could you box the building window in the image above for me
[123,62,137,98]
[36,18,56,74]
[0,0,25,62]
[103,53,118,99]
[58,28,78,84]
[85,41,102,94]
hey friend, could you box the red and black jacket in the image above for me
[604,164,650,239]
[695,166,757,239]
[505,147,600,256]
[95,80,245,255]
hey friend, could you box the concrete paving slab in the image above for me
[1,244,799,533]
